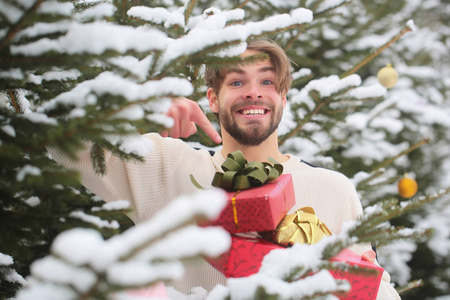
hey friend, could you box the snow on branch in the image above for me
[158,7,313,71]
[16,188,230,298]
[10,22,167,56]
[39,72,193,113]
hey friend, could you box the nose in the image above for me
[243,81,262,100]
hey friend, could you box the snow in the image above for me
[0,252,14,265]
[112,105,145,121]
[51,228,105,266]
[107,260,185,286]
[105,134,154,156]
[0,1,24,23]
[70,211,120,229]
[89,188,228,272]
[220,239,348,300]
[158,7,312,69]
[292,68,312,80]
[291,74,362,108]
[15,21,71,39]
[5,0,450,298]
[228,270,341,300]
[1,124,16,137]
[377,241,417,285]
[23,112,58,125]
[37,1,73,16]
[0,253,26,285]
[108,55,153,82]
[187,8,245,30]
[0,68,23,80]
[146,113,175,129]
[76,2,115,21]
[30,256,97,293]
[10,22,167,56]
[406,19,417,32]
[343,135,409,163]
[24,196,41,207]
[27,69,81,85]
[128,7,171,25]
[16,280,77,300]
[21,189,230,296]
[91,200,130,212]
[39,72,193,113]
[346,83,386,99]
[16,165,42,182]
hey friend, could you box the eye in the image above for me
[230,81,242,86]
[262,79,273,85]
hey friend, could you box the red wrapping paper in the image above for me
[200,174,295,233]
[206,236,383,300]
[206,235,282,277]
[330,249,384,300]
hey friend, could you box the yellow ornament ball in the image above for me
[398,175,418,198]
[377,64,398,89]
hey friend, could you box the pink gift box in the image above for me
[200,174,295,233]
[126,281,168,298]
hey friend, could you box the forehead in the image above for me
[225,50,274,75]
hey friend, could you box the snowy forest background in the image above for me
[1,0,449,299]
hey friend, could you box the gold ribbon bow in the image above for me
[262,207,332,246]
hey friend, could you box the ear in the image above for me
[207,87,219,113]
[281,94,287,109]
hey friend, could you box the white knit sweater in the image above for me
[49,133,400,299]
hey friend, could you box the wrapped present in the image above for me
[330,249,384,300]
[200,174,295,233]
[207,208,383,300]
[113,281,168,299]
[206,234,284,278]
[260,207,332,246]
[196,151,295,233]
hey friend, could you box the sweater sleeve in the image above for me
[47,133,188,223]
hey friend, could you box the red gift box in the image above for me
[207,236,383,300]
[200,174,295,233]
[330,249,384,300]
[206,235,282,277]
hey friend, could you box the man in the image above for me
[50,39,400,299]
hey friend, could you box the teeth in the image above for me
[242,109,265,115]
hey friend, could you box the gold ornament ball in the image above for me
[398,175,418,198]
[377,64,398,89]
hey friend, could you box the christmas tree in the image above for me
[1,0,449,299]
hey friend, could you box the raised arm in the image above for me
[160,97,222,144]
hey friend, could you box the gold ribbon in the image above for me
[261,207,332,246]
[231,191,240,231]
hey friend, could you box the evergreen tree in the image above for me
[1,0,449,299]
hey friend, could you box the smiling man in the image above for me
[50,39,400,299]
[206,43,289,163]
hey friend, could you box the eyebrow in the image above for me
[226,65,275,75]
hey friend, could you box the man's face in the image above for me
[208,50,287,146]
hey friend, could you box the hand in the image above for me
[361,250,377,264]
[160,97,222,144]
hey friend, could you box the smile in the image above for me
[240,108,267,115]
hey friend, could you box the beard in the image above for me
[218,101,283,146]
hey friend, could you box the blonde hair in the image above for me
[204,39,292,95]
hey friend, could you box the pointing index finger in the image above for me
[190,105,222,144]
